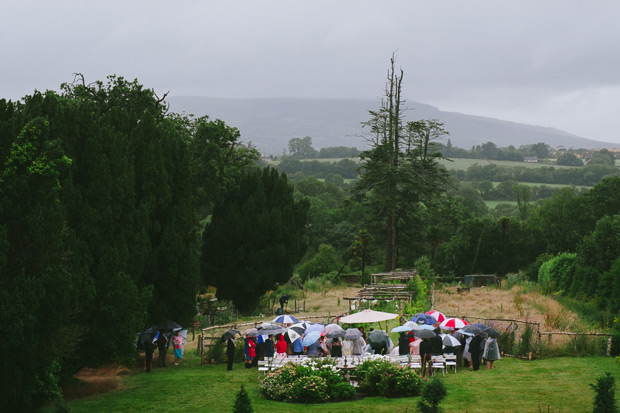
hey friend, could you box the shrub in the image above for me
[259,358,349,403]
[355,358,423,397]
[590,372,618,413]
[233,385,253,413]
[331,381,356,400]
[418,377,447,413]
[289,375,328,403]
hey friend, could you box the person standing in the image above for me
[172,330,185,366]
[330,337,343,357]
[420,337,433,377]
[157,330,169,367]
[292,337,304,356]
[483,336,501,369]
[275,334,288,358]
[264,335,274,358]
[469,333,483,371]
[144,333,155,373]
[227,336,236,371]
[398,332,409,356]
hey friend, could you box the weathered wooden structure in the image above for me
[343,270,417,312]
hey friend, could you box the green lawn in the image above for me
[60,352,619,412]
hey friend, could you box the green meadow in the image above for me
[60,352,619,413]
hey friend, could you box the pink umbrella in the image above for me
[426,310,446,324]
[440,317,469,330]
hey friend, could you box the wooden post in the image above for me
[607,336,612,356]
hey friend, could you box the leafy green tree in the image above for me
[288,136,318,158]
[556,152,583,166]
[201,167,309,312]
[296,244,340,281]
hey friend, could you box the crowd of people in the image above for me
[142,328,186,372]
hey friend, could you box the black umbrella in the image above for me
[257,324,285,336]
[344,328,363,341]
[220,329,240,343]
[367,330,390,347]
[326,328,345,339]
[414,329,436,339]
[140,326,157,344]
[155,320,182,331]
[485,327,500,339]
[461,325,483,335]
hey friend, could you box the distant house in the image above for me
[523,156,538,163]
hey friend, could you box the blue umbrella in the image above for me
[305,323,325,334]
[418,324,436,330]
[409,313,436,325]
[272,314,299,324]
[302,330,321,346]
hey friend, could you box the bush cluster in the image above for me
[259,359,355,403]
[355,357,424,398]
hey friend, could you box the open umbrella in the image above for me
[440,318,469,331]
[414,329,437,339]
[461,325,483,334]
[155,320,182,331]
[305,323,325,334]
[418,324,436,331]
[344,328,363,340]
[288,323,306,335]
[272,314,299,324]
[286,328,302,342]
[244,327,259,337]
[326,326,345,339]
[302,330,321,346]
[257,324,285,336]
[391,321,420,333]
[485,327,500,338]
[410,313,436,325]
[426,310,446,324]
[220,329,240,343]
[367,330,390,348]
[140,326,157,344]
[338,309,398,324]
[439,333,461,347]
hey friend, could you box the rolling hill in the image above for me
[167,96,617,155]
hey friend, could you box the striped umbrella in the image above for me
[440,318,469,331]
[426,310,446,323]
[272,314,299,324]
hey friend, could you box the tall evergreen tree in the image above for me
[201,167,309,312]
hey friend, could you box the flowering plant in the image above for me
[289,375,328,404]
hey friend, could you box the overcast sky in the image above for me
[3,1,620,144]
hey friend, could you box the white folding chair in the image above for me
[443,353,457,373]
[431,356,446,376]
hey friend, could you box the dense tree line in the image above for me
[0,77,270,410]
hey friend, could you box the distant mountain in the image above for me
[167,96,617,155]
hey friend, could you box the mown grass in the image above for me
[60,351,619,412]
[439,158,579,171]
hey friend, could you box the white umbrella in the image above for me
[339,309,398,324]
[391,321,419,333]
[440,333,462,348]
[440,318,469,331]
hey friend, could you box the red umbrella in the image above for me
[426,310,446,324]
[440,318,469,330]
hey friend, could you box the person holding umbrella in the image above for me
[156,329,169,368]
[264,335,274,359]
[469,332,483,371]
[275,334,287,358]
[226,335,236,371]
[483,328,501,369]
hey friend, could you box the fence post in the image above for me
[607,336,612,356]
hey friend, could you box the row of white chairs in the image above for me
[258,353,459,378]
